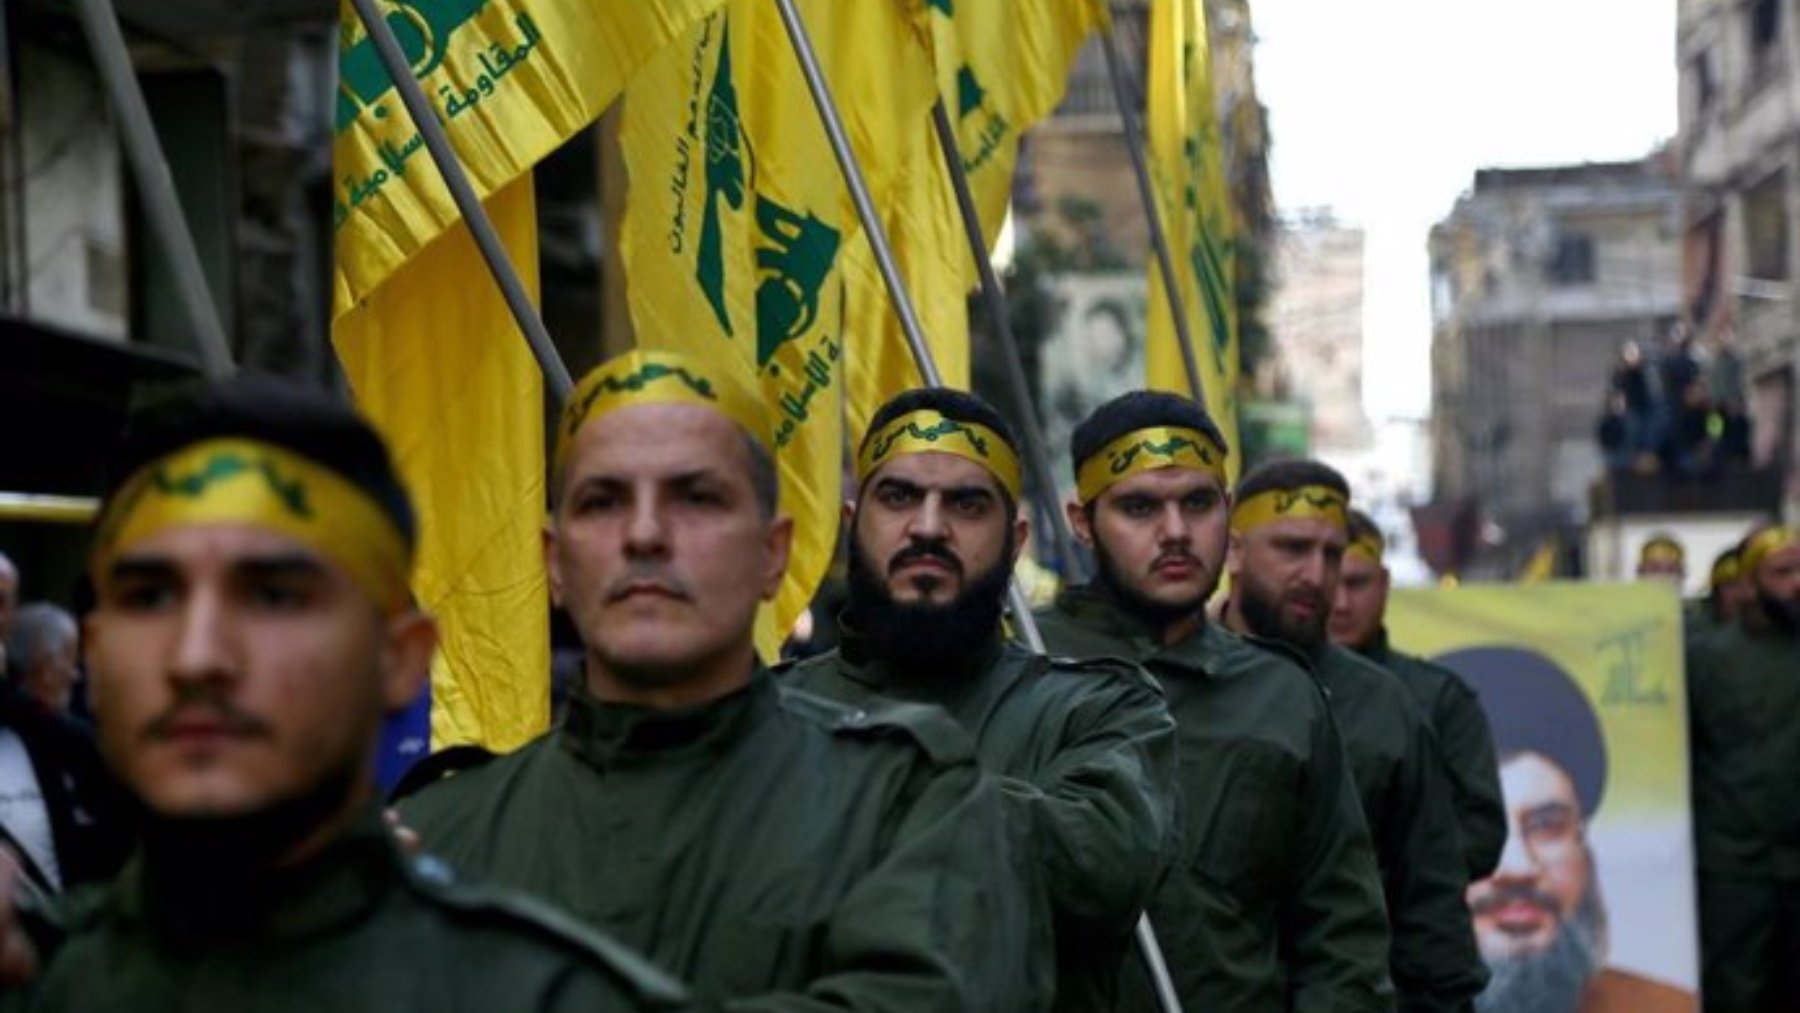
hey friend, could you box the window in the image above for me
[1547,233,1596,286]
[1689,50,1716,122]
[1753,0,1781,51]
[1750,0,1783,86]
[1744,170,1790,281]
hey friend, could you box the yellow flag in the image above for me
[620,2,937,655]
[925,0,1104,249]
[332,0,727,310]
[843,0,1104,442]
[1144,0,1240,479]
[1518,540,1559,583]
[332,0,722,749]
[333,178,548,751]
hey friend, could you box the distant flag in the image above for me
[1518,540,1559,583]
[331,0,725,752]
[1143,0,1241,479]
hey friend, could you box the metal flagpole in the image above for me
[1097,17,1199,1007]
[927,101,1085,580]
[1097,12,1206,406]
[344,0,573,399]
[769,0,1049,645]
[775,6,1181,1010]
[72,0,233,378]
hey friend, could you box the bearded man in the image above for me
[1032,390,1394,1012]
[1686,524,1800,1011]
[1442,646,1692,1013]
[782,387,1177,1011]
[1221,459,1485,1013]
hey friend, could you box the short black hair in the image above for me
[1234,457,1350,503]
[1346,508,1381,545]
[1069,389,1229,485]
[101,373,417,552]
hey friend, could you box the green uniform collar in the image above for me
[1355,627,1397,664]
[559,664,775,772]
[1052,582,1244,675]
[117,804,397,950]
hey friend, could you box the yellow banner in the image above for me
[1144,0,1240,480]
[1388,584,1698,1003]
[619,2,937,655]
[845,0,1101,444]
[331,0,725,315]
[333,177,548,752]
[924,0,1103,250]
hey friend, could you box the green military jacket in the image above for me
[1356,630,1506,882]
[780,631,1176,1012]
[10,807,688,1012]
[1681,598,1726,653]
[1686,617,1800,879]
[401,668,1041,1011]
[1035,586,1395,1013]
[1308,644,1485,1013]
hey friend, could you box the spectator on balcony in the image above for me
[1716,398,1753,469]
[1609,341,1659,456]
[1660,379,1715,481]
[1596,392,1633,471]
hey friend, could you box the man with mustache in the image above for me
[780,387,1176,1011]
[1222,459,1484,1013]
[1329,509,1505,883]
[0,376,689,1010]
[399,352,1039,1008]
[1444,646,1690,1013]
[1033,390,1395,1012]
[1685,524,1800,1011]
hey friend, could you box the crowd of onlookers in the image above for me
[1598,326,1752,481]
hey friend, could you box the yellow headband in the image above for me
[556,350,772,469]
[90,438,412,611]
[1639,540,1684,568]
[1741,526,1800,575]
[1347,528,1386,564]
[857,409,1022,500]
[1710,552,1741,589]
[1076,426,1228,503]
[1230,485,1349,534]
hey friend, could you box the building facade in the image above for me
[1265,212,1371,454]
[1678,0,1800,505]
[1428,158,1683,575]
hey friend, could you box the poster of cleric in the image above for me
[1389,583,1697,1012]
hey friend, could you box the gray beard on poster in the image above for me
[1475,882,1607,1013]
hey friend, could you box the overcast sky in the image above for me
[1254,0,1679,421]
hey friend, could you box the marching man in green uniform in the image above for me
[1329,508,1505,883]
[781,388,1178,1011]
[0,377,688,1011]
[1685,523,1800,1011]
[1220,459,1485,1013]
[399,351,1041,1009]
[1684,544,1752,649]
[1031,390,1396,1012]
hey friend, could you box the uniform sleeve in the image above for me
[1283,708,1399,1013]
[724,757,1050,1013]
[997,668,1177,934]
[1432,679,1506,881]
[1379,719,1488,1013]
